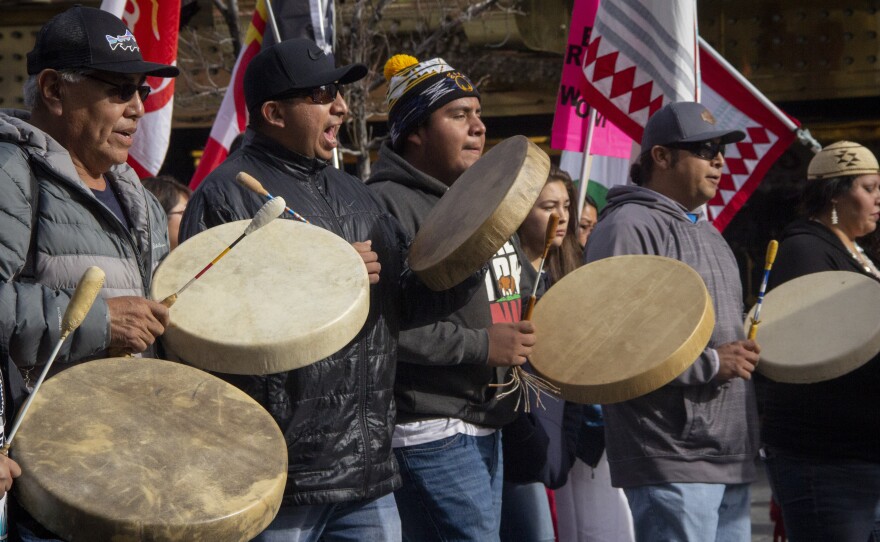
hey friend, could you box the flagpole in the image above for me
[264,0,282,43]
[693,0,701,102]
[577,108,598,221]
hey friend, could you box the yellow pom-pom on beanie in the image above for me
[384,54,419,82]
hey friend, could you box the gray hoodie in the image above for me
[585,185,758,487]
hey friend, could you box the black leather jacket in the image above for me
[180,130,479,505]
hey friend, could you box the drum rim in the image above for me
[530,255,716,404]
[14,358,287,541]
[152,220,370,374]
[750,270,880,383]
[408,135,550,291]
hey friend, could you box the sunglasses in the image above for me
[669,140,726,160]
[84,73,151,103]
[280,83,341,105]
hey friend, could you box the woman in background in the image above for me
[142,175,191,251]
[500,166,582,542]
[761,141,880,541]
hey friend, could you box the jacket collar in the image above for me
[245,128,329,178]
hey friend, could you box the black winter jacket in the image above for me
[760,219,880,461]
[366,142,521,428]
[179,130,480,505]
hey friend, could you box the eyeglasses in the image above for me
[669,140,726,160]
[280,83,341,105]
[84,73,151,103]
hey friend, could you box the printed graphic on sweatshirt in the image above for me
[485,241,522,324]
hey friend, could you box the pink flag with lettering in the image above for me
[551,0,630,159]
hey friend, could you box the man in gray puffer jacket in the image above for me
[0,8,178,538]
[0,5,178,379]
[585,102,761,542]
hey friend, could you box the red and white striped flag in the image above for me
[580,0,799,231]
[189,0,268,189]
[101,0,180,178]
[699,40,799,230]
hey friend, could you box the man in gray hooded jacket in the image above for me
[585,102,761,542]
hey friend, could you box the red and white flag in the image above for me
[101,0,180,178]
[189,0,268,189]
[580,0,799,231]
[699,40,799,230]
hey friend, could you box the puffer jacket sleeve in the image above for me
[0,149,109,368]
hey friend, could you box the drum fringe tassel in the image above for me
[491,367,561,412]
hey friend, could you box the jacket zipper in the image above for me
[305,170,373,494]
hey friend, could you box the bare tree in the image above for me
[336,0,509,180]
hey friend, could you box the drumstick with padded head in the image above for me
[160,196,287,308]
[748,239,779,340]
[237,172,310,224]
[2,266,105,454]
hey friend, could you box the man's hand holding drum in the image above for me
[351,240,381,285]
[487,321,536,367]
[106,297,170,354]
[714,339,761,381]
[0,455,21,494]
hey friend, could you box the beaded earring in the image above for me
[832,203,839,225]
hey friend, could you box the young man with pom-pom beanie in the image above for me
[366,54,538,541]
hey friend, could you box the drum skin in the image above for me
[152,219,370,375]
[13,358,287,541]
[747,270,880,383]
[529,255,715,404]
[408,135,550,291]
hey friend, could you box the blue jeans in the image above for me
[624,482,751,542]
[393,432,503,542]
[764,447,880,542]
[500,482,555,542]
[251,493,401,542]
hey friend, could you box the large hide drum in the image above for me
[747,270,880,383]
[152,219,370,375]
[529,255,715,404]
[408,135,550,291]
[12,358,287,541]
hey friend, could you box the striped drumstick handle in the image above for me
[748,240,779,340]
[523,295,537,321]
[163,197,286,305]
[236,172,309,224]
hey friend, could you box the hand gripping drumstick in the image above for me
[160,196,287,308]
[236,172,310,224]
[492,213,562,412]
[2,266,105,454]
[748,240,779,340]
[523,213,560,321]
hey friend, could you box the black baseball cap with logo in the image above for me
[27,6,179,77]
[244,38,367,112]
[641,101,744,152]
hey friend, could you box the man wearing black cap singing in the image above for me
[180,39,482,541]
[0,5,178,539]
[584,102,761,541]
